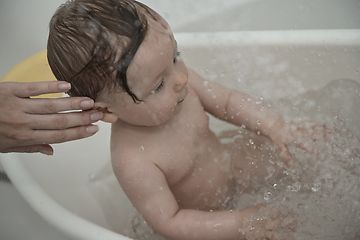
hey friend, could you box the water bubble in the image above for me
[264,191,273,200]
[134,19,141,27]
[311,183,321,192]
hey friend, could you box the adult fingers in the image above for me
[23,96,96,114]
[29,110,103,130]
[1,144,54,155]
[11,81,71,98]
[29,124,99,145]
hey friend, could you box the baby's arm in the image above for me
[189,70,327,167]
[113,152,259,240]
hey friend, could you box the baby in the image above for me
[47,0,327,239]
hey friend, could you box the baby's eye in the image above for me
[153,79,164,93]
[173,52,181,64]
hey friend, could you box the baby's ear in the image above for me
[93,102,118,123]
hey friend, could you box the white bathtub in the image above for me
[1,0,360,240]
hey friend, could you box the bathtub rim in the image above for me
[174,29,360,47]
[0,154,129,240]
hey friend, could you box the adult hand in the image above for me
[0,81,103,155]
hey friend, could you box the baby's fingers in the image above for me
[298,139,317,154]
[311,123,329,138]
[274,143,293,168]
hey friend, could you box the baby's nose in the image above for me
[174,72,188,92]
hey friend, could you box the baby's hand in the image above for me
[270,120,329,167]
[243,205,298,240]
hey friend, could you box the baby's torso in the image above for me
[112,87,230,210]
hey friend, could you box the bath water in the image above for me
[90,79,360,239]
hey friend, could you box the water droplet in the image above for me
[257,131,261,135]
[249,139,254,145]
[264,191,272,200]
[311,183,321,192]
[140,146,145,151]
[89,173,95,181]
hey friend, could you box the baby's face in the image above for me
[104,18,189,126]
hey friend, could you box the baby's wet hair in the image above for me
[47,0,158,102]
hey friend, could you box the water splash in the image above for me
[123,80,360,240]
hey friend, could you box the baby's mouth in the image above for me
[177,98,185,104]
[177,88,188,104]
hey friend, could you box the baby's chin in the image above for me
[147,106,185,127]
